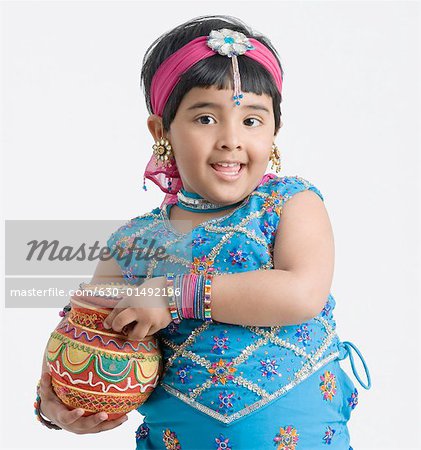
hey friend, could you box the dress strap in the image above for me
[338,341,372,390]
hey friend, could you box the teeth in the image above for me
[215,163,240,167]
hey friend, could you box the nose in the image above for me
[215,120,243,151]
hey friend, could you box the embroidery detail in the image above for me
[191,255,216,275]
[176,364,193,384]
[273,425,299,449]
[115,218,138,233]
[211,332,229,355]
[263,190,283,216]
[162,428,181,449]
[135,422,150,441]
[347,388,359,409]
[192,234,209,247]
[260,220,276,240]
[260,357,280,378]
[322,425,335,444]
[295,323,312,346]
[319,371,337,401]
[227,246,249,267]
[114,235,138,257]
[215,433,232,450]
[164,321,180,335]
[217,390,235,413]
[322,299,332,318]
[150,226,173,240]
[208,359,237,385]
[122,267,139,282]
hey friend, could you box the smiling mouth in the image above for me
[210,163,245,175]
[210,163,246,179]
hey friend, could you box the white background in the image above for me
[1,1,420,449]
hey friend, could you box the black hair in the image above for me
[140,15,284,135]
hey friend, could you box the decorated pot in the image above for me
[45,283,163,420]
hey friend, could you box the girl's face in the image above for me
[148,85,281,205]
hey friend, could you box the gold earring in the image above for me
[270,143,281,173]
[152,136,173,167]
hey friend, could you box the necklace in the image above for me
[176,188,244,212]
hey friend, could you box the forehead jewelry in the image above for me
[206,28,255,106]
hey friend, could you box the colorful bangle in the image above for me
[203,273,213,322]
[171,273,214,322]
[174,274,184,321]
[195,275,204,319]
[166,273,181,324]
[183,274,196,319]
[34,379,62,430]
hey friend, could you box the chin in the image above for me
[207,190,245,206]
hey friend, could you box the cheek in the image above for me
[173,153,202,177]
[249,148,271,164]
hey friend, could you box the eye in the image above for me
[195,116,263,127]
[196,115,216,125]
[244,118,262,127]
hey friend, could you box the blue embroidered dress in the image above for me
[106,175,371,450]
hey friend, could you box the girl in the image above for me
[37,14,371,449]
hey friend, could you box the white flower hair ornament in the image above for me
[207,28,255,106]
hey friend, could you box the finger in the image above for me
[146,317,170,336]
[59,408,108,432]
[127,322,149,341]
[145,325,159,336]
[108,309,138,333]
[91,414,129,433]
[103,297,131,328]
[122,322,136,336]
[77,411,128,433]
[57,407,86,426]
[102,307,120,329]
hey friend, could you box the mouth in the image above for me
[210,163,246,180]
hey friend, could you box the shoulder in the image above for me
[256,174,325,221]
[258,174,324,202]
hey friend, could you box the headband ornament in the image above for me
[206,28,255,106]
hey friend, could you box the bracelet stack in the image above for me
[165,273,214,323]
[203,273,213,321]
[34,379,62,430]
[165,273,180,323]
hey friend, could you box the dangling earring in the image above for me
[270,143,282,173]
[142,136,174,192]
[153,136,173,167]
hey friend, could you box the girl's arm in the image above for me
[210,190,335,326]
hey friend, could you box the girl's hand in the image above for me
[37,372,128,434]
[103,276,173,340]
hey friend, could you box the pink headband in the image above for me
[143,28,283,206]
